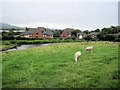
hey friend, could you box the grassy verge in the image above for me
[2,41,119,88]
[0,41,16,49]
[9,39,86,44]
[1,39,85,49]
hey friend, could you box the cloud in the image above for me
[2,2,118,30]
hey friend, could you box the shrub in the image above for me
[118,35,120,38]
[84,34,92,41]
[72,35,76,40]
[97,34,105,40]
[104,34,116,41]
[115,38,120,42]
[59,37,63,40]
[91,38,98,41]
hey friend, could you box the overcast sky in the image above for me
[1,0,119,30]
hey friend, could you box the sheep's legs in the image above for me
[75,57,77,62]
[91,49,93,52]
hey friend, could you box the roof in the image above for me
[63,28,73,35]
[20,29,36,35]
[91,32,99,35]
[116,32,120,35]
[45,29,53,35]
[116,32,120,37]
[38,27,46,33]
[77,33,86,35]
[20,27,53,35]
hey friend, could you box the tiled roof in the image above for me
[21,27,53,36]
[20,29,36,35]
[91,32,99,35]
[64,28,73,35]
[77,33,86,35]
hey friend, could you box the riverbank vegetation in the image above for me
[2,41,119,88]
[1,39,86,49]
[0,41,16,49]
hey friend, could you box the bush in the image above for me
[59,37,63,40]
[103,34,116,41]
[91,38,98,41]
[118,35,120,38]
[97,34,105,40]
[53,37,58,40]
[84,34,92,41]
[72,35,76,40]
[115,38,120,42]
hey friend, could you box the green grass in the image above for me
[0,41,16,49]
[2,41,119,88]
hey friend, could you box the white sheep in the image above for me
[75,51,81,62]
[85,46,93,52]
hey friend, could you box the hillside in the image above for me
[0,23,25,29]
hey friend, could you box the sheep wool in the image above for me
[75,51,81,62]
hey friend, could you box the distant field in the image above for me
[2,41,119,88]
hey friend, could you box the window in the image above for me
[36,33,38,37]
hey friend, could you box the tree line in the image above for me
[1,26,120,41]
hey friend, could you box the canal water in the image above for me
[8,43,52,51]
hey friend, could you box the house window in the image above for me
[43,35,46,37]
[36,33,38,37]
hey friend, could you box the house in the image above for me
[77,33,86,39]
[20,27,53,38]
[116,32,120,37]
[61,28,73,38]
[91,32,99,38]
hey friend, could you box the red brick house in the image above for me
[20,27,53,38]
[61,28,73,38]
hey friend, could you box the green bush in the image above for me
[91,38,98,41]
[104,34,116,41]
[115,38,120,42]
[97,34,105,40]
[84,34,92,41]
[72,35,76,40]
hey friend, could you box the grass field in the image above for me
[2,41,119,88]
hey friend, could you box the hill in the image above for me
[0,23,25,29]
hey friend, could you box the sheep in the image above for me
[85,46,93,52]
[75,51,81,62]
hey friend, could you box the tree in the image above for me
[97,33,105,40]
[83,30,89,34]
[116,26,120,32]
[94,29,100,32]
[72,35,76,40]
[26,27,30,31]
[104,34,116,41]
[101,27,110,34]
[2,30,14,40]
[84,34,92,41]
[53,30,61,37]
[101,26,119,34]
[71,29,81,37]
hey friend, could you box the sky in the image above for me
[1,0,119,30]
